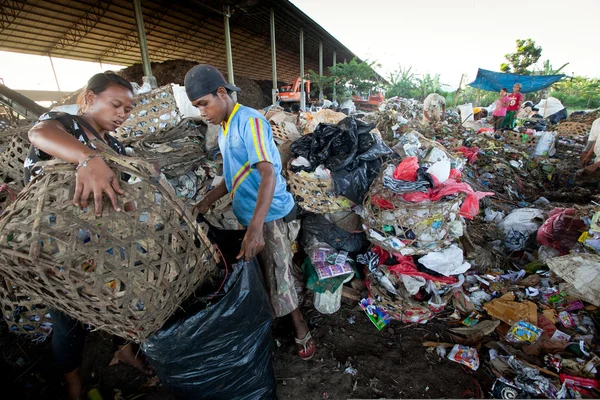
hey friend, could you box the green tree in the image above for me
[551,76,600,109]
[307,69,332,100]
[415,73,441,100]
[386,65,416,98]
[328,57,381,101]
[500,38,542,74]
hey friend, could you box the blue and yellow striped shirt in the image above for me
[218,103,294,227]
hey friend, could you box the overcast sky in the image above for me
[291,0,600,87]
[1,0,598,92]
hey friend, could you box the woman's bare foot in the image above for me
[114,343,154,375]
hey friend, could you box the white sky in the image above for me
[1,0,598,92]
[0,51,124,92]
[291,0,600,88]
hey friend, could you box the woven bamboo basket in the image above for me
[0,278,52,341]
[286,161,354,214]
[362,166,464,255]
[0,130,30,190]
[271,124,293,142]
[556,122,591,136]
[505,131,537,151]
[366,273,433,323]
[130,118,208,179]
[0,148,218,341]
[114,84,182,144]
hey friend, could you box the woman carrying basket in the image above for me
[25,72,152,400]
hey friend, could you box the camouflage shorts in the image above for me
[257,218,300,317]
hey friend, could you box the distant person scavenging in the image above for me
[422,92,446,124]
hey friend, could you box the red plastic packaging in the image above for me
[536,208,586,255]
[393,156,419,181]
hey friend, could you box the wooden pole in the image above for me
[453,74,465,110]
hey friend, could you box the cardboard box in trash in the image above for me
[115,84,182,142]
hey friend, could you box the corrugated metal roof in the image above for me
[0,0,366,83]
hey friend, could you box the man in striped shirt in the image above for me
[185,65,315,360]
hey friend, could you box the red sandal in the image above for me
[294,331,316,360]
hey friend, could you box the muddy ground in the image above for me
[0,298,494,399]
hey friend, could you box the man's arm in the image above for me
[237,162,276,261]
[194,180,228,214]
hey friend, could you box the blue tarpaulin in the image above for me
[468,68,564,93]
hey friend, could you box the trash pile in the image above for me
[342,100,600,398]
[286,115,392,212]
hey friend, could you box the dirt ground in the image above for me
[0,297,494,399]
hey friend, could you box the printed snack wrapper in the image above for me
[447,344,479,371]
[360,298,391,331]
[506,321,543,344]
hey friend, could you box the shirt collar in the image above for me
[221,103,241,137]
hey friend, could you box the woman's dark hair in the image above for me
[501,87,508,92]
[77,71,134,110]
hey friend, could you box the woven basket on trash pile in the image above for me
[556,122,592,137]
[114,84,182,144]
[0,149,218,341]
[130,118,208,179]
[271,124,294,142]
[0,277,52,341]
[0,130,30,189]
[362,167,464,256]
[366,274,432,323]
[286,161,354,214]
[504,131,537,151]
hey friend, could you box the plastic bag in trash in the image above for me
[142,259,275,400]
[301,214,367,253]
[536,208,586,255]
[498,208,544,251]
[332,158,384,205]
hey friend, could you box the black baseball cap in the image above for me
[184,64,240,101]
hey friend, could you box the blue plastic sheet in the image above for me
[468,69,564,93]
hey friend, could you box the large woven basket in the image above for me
[366,273,433,323]
[362,166,464,255]
[0,278,52,341]
[0,149,218,341]
[504,131,538,151]
[556,122,591,136]
[0,130,30,190]
[286,161,354,214]
[115,84,182,144]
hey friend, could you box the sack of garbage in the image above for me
[142,259,275,400]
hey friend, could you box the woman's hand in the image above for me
[73,156,124,216]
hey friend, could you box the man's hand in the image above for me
[237,223,265,261]
[580,150,594,168]
[193,198,211,215]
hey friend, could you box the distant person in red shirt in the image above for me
[502,83,524,130]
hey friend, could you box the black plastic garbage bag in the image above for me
[290,133,313,160]
[142,259,275,400]
[332,158,382,205]
[301,214,367,253]
[548,108,568,125]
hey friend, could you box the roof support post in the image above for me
[299,28,305,111]
[133,0,156,88]
[270,8,277,106]
[48,55,61,95]
[332,50,337,104]
[223,6,237,102]
[318,41,323,103]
